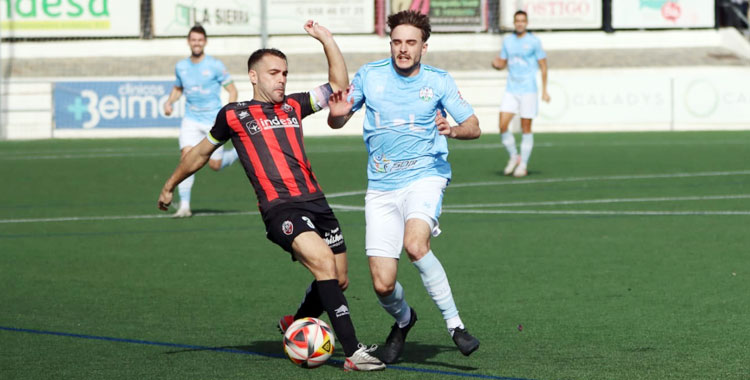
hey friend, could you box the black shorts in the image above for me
[262,197,347,260]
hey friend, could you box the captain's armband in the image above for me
[309,83,334,112]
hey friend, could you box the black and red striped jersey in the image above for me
[208,84,333,213]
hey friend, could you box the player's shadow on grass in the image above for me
[496,169,540,177]
[164,340,345,369]
[164,340,478,371]
[378,341,479,371]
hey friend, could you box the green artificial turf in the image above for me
[1,131,749,380]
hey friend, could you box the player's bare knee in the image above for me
[338,276,349,291]
[208,160,222,171]
[404,240,429,260]
[372,276,395,297]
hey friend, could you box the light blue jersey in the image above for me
[174,55,232,124]
[349,59,474,191]
[500,33,546,94]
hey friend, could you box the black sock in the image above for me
[316,279,359,357]
[293,281,325,320]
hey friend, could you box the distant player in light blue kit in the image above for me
[492,10,550,177]
[327,10,481,364]
[164,25,239,217]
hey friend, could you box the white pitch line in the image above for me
[443,194,750,208]
[449,170,750,188]
[2,171,749,224]
[0,210,260,225]
[443,209,750,216]
[2,139,747,160]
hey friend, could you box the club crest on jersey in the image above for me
[281,103,294,113]
[282,220,293,235]
[419,86,434,102]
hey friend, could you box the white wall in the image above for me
[2,66,750,140]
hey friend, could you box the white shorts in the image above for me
[500,92,538,119]
[365,176,447,259]
[179,117,224,161]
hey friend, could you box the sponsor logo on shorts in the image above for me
[282,220,293,235]
[324,229,343,247]
[419,86,434,102]
[334,305,349,318]
[301,216,315,229]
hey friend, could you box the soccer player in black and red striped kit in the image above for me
[157,20,385,371]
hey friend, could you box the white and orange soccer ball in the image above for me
[283,317,335,368]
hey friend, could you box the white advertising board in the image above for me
[501,0,602,30]
[612,0,715,29]
[674,73,750,127]
[537,71,672,128]
[0,0,140,38]
[152,0,374,37]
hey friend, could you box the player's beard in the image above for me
[392,55,421,77]
[191,47,204,58]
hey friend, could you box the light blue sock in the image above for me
[413,251,460,324]
[220,148,239,170]
[377,281,412,328]
[501,130,518,158]
[177,174,194,209]
[521,133,534,165]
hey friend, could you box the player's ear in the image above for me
[249,69,258,85]
[421,42,428,55]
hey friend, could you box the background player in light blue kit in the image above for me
[492,10,550,178]
[164,25,239,217]
[328,10,481,364]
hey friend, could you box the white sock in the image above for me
[501,130,518,159]
[177,174,194,209]
[447,316,465,335]
[413,251,460,332]
[520,133,534,165]
[377,281,412,328]
[220,148,239,170]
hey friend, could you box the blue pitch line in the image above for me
[1,326,535,380]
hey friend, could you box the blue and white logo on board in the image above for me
[54,81,184,129]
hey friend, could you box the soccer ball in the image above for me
[283,317,335,368]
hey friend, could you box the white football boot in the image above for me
[172,207,192,218]
[513,162,528,178]
[504,155,520,176]
[343,344,386,371]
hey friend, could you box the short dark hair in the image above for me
[247,48,287,71]
[188,24,206,39]
[387,10,431,42]
[514,10,528,19]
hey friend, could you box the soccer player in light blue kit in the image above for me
[492,10,550,177]
[328,10,481,364]
[164,25,239,217]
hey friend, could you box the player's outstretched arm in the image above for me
[436,111,481,140]
[158,138,218,211]
[304,20,348,93]
[491,57,507,71]
[327,87,354,129]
